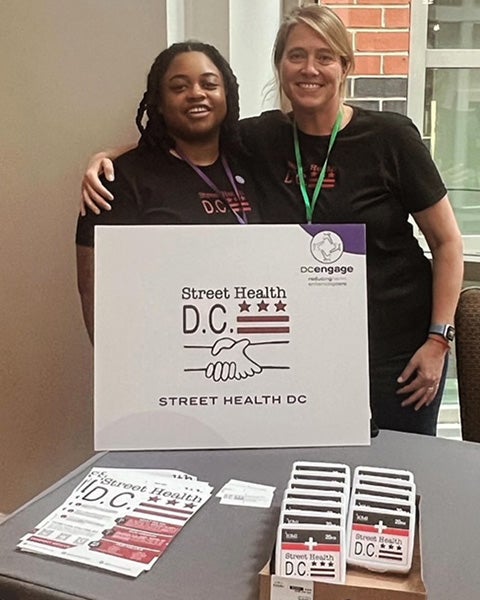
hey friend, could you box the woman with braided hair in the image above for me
[76,41,261,343]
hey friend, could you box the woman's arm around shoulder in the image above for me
[80,142,137,216]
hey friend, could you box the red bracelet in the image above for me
[427,334,450,350]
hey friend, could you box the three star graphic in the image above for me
[237,300,287,312]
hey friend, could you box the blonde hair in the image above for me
[273,4,355,101]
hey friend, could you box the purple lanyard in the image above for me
[175,150,248,225]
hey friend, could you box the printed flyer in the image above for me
[18,468,213,577]
[94,224,370,450]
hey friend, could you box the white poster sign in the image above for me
[94,224,370,450]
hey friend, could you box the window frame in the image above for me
[408,1,480,258]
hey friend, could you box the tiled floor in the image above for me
[437,406,462,439]
[437,377,462,440]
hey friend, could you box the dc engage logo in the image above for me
[310,231,344,264]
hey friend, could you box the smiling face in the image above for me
[159,51,227,144]
[279,22,346,120]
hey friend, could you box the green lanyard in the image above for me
[293,110,343,224]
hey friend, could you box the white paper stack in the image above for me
[216,479,276,508]
[17,468,213,577]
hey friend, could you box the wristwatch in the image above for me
[429,324,455,342]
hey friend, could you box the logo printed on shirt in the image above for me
[199,191,252,216]
[284,161,337,189]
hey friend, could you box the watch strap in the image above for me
[429,324,455,342]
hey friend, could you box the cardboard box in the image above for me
[259,504,426,600]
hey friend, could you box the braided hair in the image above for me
[136,41,241,156]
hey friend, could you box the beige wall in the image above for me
[0,0,167,513]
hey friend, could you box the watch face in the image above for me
[446,326,455,341]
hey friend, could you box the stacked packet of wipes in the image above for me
[346,466,416,574]
[275,461,351,584]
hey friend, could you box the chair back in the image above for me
[455,286,480,442]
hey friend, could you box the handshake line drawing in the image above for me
[184,337,289,382]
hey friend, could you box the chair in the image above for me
[455,286,480,442]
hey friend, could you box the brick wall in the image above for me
[322,0,411,114]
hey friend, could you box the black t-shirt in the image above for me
[76,144,261,248]
[240,107,447,360]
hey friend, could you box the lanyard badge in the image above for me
[175,150,248,225]
[293,110,343,224]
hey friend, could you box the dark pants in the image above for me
[370,351,448,436]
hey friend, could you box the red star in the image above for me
[148,496,159,503]
[239,301,251,312]
[274,300,287,311]
[257,300,269,311]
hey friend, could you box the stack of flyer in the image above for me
[17,467,213,577]
[275,461,351,584]
[216,479,276,508]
